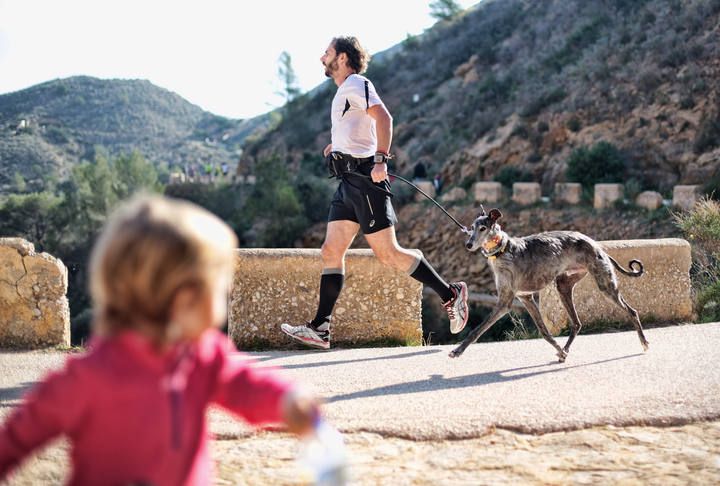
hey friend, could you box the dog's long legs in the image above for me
[448,291,514,359]
[555,272,587,356]
[593,266,650,351]
[518,293,568,362]
[618,294,649,351]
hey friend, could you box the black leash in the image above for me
[346,171,471,236]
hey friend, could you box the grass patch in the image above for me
[503,313,539,340]
[52,344,85,353]
[674,198,720,248]
[673,198,719,323]
[696,279,720,323]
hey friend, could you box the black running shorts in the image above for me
[327,163,397,234]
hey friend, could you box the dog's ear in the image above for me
[488,209,502,223]
[479,204,486,216]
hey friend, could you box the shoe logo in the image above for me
[369,219,375,228]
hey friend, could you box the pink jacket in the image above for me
[0,329,294,485]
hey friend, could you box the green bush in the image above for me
[675,198,720,249]
[624,178,643,201]
[494,166,533,187]
[244,156,307,247]
[566,141,627,188]
[566,116,582,132]
[697,279,720,323]
[674,198,720,323]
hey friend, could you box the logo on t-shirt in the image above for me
[342,99,351,117]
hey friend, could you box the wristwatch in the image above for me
[373,152,390,164]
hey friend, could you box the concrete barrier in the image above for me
[440,187,467,203]
[635,191,664,210]
[512,182,541,205]
[554,183,582,205]
[594,183,624,209]
[673,185,701,211]
[229,249,423,349]
[0,238,70,348]
[473,182,504,203]
[539,238,693,334]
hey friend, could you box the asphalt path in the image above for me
[2,323,719,440]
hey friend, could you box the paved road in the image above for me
[2,323,719,440]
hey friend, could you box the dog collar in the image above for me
[481,234,508,260]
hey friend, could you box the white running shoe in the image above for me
[445,282,469,334]
[281,322,330,350]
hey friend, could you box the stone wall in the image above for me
[512,182,541,205]
[593,184,624,209]
[539,238,692,334]
[0,238,70,348]
[469,182,703,211]
[473,182,504,203]
[229,249,423,349]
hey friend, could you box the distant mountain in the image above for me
[241,0,720,193]
[0,76,269,192]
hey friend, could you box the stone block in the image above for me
[440,187,467,203]
[554,183,582,205]
[229,249,423,349]
[673,185,701,211]
[0,238,70,348]
[539,239,693,334]
[473,182,504,203]
[635,191,663,210]
[594,183,624,209]
[512,182,541,205]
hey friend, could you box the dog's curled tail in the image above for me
[609,257,644,277]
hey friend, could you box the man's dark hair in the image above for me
[332,36,371,74]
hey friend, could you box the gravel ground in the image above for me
[7,421,720,485]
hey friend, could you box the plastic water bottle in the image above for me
[298,419,349,486]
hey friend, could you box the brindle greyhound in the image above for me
[449,208,649,361]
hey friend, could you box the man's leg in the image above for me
[312,220,359,325]
[281,220,359,349]
[365,226,469,333]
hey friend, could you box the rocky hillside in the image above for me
[0,76,268,192]
[241,0,720,193]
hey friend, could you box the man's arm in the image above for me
[367,104,393,155]
[368,104,393,183]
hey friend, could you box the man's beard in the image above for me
[324,58,339,78]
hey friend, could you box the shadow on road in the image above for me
[262,348,443,370]
[327,353,643,403]
[0,382,36,408]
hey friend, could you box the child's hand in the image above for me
[282,389,322,437]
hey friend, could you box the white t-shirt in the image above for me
[330,74,384,158]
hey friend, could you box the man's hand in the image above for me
[371,162,388,183]
[323,144,333,157]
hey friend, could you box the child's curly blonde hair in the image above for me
[89,194,237,341]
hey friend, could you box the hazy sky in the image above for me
[0,0,478,119]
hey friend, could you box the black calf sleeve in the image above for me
[409,257,454,303]
[311,269,344,327]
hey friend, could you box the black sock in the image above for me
[310,270,344,327]
[409,257,454,303]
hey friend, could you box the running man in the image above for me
[281,36,468,349]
